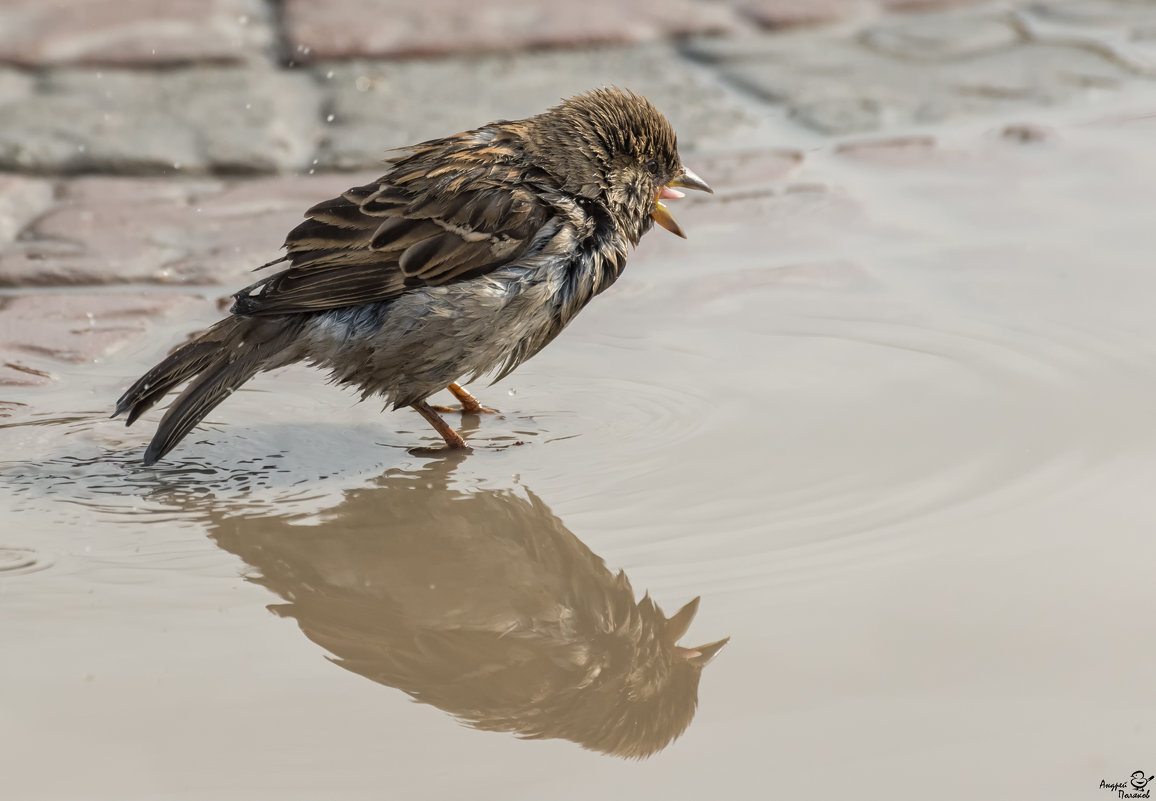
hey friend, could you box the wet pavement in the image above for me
[3,2,1156,799]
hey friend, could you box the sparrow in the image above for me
[114,88,712,463]
[206,458,728,758]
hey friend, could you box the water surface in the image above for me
[3,95,1156,799]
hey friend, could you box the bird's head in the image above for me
[526,88,712,244]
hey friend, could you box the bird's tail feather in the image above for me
[114,340,222,426]
[114,316,301,465]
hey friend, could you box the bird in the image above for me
[114,88,712,464]
[205,458,729,758]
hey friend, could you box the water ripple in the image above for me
[0,546,51,577]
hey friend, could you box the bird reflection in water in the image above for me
[205,458,728,758]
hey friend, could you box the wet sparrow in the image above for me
[115,88,711,463]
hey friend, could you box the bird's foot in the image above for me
[442,381,499,415]
[430,403,500,415]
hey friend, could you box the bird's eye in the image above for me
[645,159,660,175]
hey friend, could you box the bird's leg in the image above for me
[412,400,469,449]
[447,381,496,414]
[430,381,498,414]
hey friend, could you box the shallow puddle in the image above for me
[3,94,1156,799]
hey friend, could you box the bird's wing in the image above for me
[232,127,556,317]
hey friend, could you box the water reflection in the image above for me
[205,457,728,758]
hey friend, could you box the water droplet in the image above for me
[325,114,335,122]
[325,70,334,79]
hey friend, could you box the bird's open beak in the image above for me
[652,167,713,239]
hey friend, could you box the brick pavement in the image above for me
[2,0,1155,388]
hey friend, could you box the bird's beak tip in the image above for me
[670,166,713,195]
[651,200,687,238]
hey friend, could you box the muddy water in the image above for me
[4,96,1156,800]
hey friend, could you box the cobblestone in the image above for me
[0,0,1153,300]
[734,0,875,29]
[0,70,32,105]
[0,0,276,67]
[0,293,200,386]
[284,0,745,61]
[0,68,320,175]
[0,176,55,246]
[859,10,1019,60]
[315,47,766,170]
[733,0,993,29]
[0,173,377,288]
[690,2,1156,135]
[0,2,1150,175]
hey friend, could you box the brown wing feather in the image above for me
[233,125,552,317]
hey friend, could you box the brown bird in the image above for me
[114,88,711,463]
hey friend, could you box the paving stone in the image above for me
[0,68,320,175]
[0,361,52,388]
[834,134,976,166]
[1018,0,1156,27]
[688,148,807,191]
[791,97,889,135]
[997,121,1058,142]
[881,0,993,10]
[734,0,874,29]
[283,0,745,61]
[0,0,275,67]
[0,175,56,246]
[0,399,31,416]
[314,47,766,170]
[0,293,200,386]
[0,173,378,288]
[860,9,1021,61]
[0,70,33,105]
[696,14,1155,136]
[732,0,995,29]
[1012,1,1156,76]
